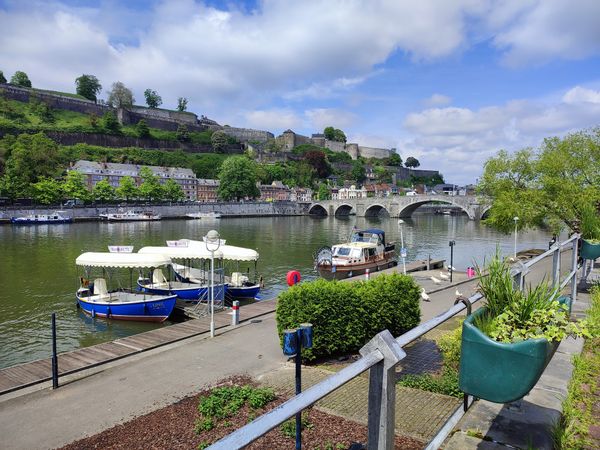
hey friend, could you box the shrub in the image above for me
[276,274,420,361]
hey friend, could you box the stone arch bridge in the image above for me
[308,195,488,220]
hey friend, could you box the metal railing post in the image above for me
[552,245,560,288]
[359,330,406,450]
[571,238,578,303]
[51,313,59,389]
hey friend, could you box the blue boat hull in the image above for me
[11,218,72,225]
[138,281,227,302]
[227,285,260,299]
[77,294,176,322]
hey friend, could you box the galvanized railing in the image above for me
[209,235,579,450]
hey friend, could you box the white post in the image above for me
[210,250,215,338]
[398,219,406,275]
[513,216,519,259]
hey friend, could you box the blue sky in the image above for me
[1,0,599,184]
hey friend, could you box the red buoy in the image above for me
[286,270,301,286]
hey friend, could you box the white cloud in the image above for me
[424,94,452,107]
[304,108,357,131]
[243,109,302,131]
[401,87,600,184]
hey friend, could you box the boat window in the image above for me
[335,247,351,256]
[351,248,362,258]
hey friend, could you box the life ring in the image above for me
[286,270,301,286]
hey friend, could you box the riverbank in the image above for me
[0,200,309,223]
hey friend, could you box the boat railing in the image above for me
[207,235,580,450]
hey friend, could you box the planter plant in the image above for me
[458,251,588,403]
[580,203,600,260]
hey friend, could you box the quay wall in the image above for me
[0,201,310,221]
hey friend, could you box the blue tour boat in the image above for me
[11,211,72,224]
[75,252,177,322]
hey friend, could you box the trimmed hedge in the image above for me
[276,273,421,361]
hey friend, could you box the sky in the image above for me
[0,0,599,185]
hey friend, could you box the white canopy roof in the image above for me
[138,246,223,259]
[181,239,259,261]
[76,252,172,268]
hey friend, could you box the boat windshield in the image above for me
[351,232,381,245]
[334,247,352,256]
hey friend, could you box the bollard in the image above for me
[51,313,59,389]
[365,268,370,280]
[231,301,240,326]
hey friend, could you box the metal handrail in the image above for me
[209,236,579,450]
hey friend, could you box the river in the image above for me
[0,214,555,369]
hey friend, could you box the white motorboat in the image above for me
[186,212,222,219]
[100,210,161,221]
[11,211,72,224]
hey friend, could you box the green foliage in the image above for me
[479,128,600,234]
[138,166,163,201]
[62,170,89,201]
[177,97,188,112]
[211,130,229,153]
[143,89,162,108]
[0,71,6,84]
[136,119,150,138]
[191,153,227,179]
[32,177,63,204]
[580,202,600,241]
[280,413,313,438]
[92,179,116,202]
[194,417,214,433]
[107,81,134,108]
[196,385,276,423]
[101,111,121,133]
[10,71,32,88]
[304,150,331,178]
[115,176,138,200]
[437,325,462,371]
[323,126,346,143]
[276,274,421,361]
[162,178,185,201]
[351,160,366,184]
[29,96,55,123]
[475,248,516,318]
[217,156,260,201]
[405,156,420,168]
[399,367,462,398]
[386,152,402,166]
[292,143,327,155]
[197,441,210,450]
[75,75,102,102]
[317,183,331,200]
[176,124,190,142]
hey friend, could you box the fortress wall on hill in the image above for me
[221,126,274,143]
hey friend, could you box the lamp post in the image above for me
[398,219,406,275]
[513,216,519,259]
[449,240,455,282]
[205,229,221,338]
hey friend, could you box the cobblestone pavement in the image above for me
[258,365,461,442]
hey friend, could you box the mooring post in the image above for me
[231,300,240,326]
[571,238,578,303]
[51,313,58,389]
[552,244,561,289]
[360,330,406,450]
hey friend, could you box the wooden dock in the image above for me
[0,299,277,396]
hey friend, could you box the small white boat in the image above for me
[186,212,222,219]
[101,210,161,221]
[11,211,72,225]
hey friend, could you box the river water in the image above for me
[0,214,555,369]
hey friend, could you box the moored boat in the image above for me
[315,228,397,279]
[11,211,72,224]
[186,212,222,219]
[75,252,177,322]
[100,210,161,221]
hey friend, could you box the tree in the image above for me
[62,171,90,201]
[162,179,185,201]
[303,150,331,179]
[75,74,102,102]
[102,111,121,133]
[405,157,420,168]
[32,177,63,204]
[374,166,392,183]
[386,152,402,167]
[318,183,331,200]
[191,154,226,179]
[479,128,600,234]
[144,89,162,108]
[107,81,134,108]
[177,97,188,112]
[176,124,190,142]
[138,167,164,201]
[92,179,116,202]
[323,126,347,143]
[0,71,6,84]
[211,130,229,153]
[116,176,138,201]
[10,71,31,88]
[217,156,260,201]
[136,119,150,138]
[351,160,366,184]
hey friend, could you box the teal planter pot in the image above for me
[581,239,600,260]
[459,297,571,404]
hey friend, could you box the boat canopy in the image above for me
[76,252,172,268]
[138,246,223,259]
[177,240,259,262]
[352,228,385,244]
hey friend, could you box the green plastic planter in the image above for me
[459,297,571,404]
[581,239,600,260]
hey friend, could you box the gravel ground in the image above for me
[59,376,424,450]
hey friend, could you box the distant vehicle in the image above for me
[63,199,85,207]
[405,191,418,196]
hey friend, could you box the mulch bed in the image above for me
[60,375,424,450]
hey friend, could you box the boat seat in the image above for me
[230,272,249,287]
[93,278,110,299]
[153,269,168,287]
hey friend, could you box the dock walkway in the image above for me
[0,299,277,396]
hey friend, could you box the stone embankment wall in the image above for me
[0,201,310,221]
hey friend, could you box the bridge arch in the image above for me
[480,205,492,220]
[334,203,354,217]
[399,198,474,220]
[308,203,328,216]
[364,203,390,218]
